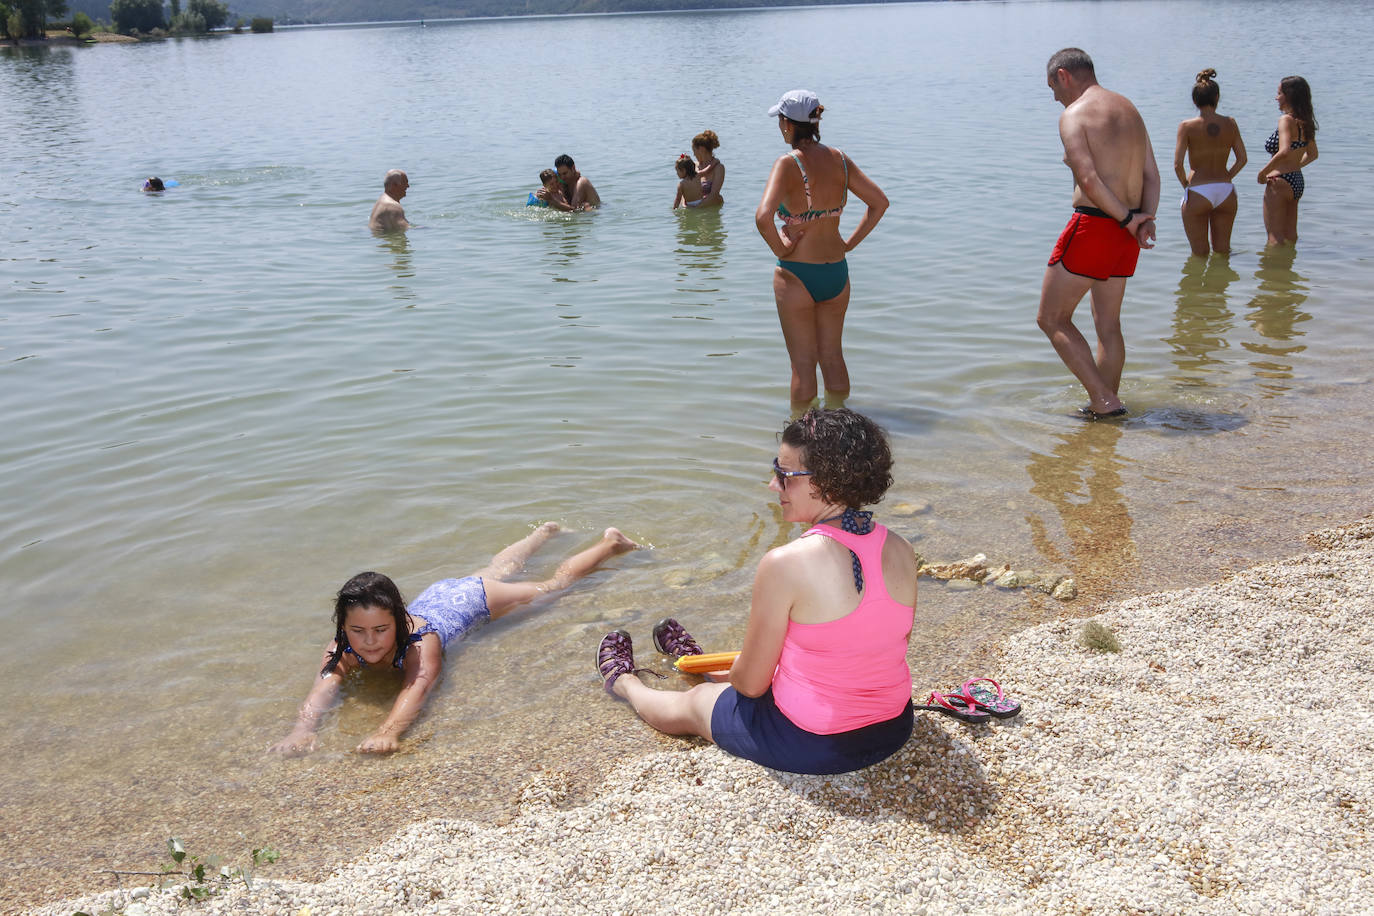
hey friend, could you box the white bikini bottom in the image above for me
[1182,182,1235,208]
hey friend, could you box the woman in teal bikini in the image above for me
[755,90,888,408]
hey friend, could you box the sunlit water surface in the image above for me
[3,0,1373,905]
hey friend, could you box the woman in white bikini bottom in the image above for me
[1173,68,1247,257]
[1182,182,1235,208]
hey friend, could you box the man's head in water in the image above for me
[554,154,577,186]
[383,169,409,201]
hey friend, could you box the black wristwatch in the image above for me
[1117,210,1135,228]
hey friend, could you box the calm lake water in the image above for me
[4,0,1373,905]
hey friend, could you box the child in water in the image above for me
[269,523,638,755]
[530,168,569,208]
[672,155,704,209]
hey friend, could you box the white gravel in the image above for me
[31,518,1373,916]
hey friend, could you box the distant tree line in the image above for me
[105,0,230,33]
[255,0,879,24]
[7,0,889,38]
[1,0,241,35]
[208,0,896,27]
[2,0,68,39]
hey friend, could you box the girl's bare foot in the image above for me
[604,527,639,554]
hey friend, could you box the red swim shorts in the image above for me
[1048,209,1141,281]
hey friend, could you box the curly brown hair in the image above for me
[780,408,893,508]
[692,129,720,152]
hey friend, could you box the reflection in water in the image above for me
[1025,422,1140,590]
[5,47,80,176]
[1243,247,1311,398]
[1165,256,1238,389]
[540,212,593,280]
[673,207,727,278]
[671,208,728,325]
[376,232,416,302]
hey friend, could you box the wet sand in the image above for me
[8,370,1374,913]
[29,516,1372,914]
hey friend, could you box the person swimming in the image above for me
[672,155,704,209]
[269,523,638,755]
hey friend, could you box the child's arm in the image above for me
[702,160,725,204]
[544,187,575,212]
[269,644,349,755]
[673,183,683,209]
[356,633,444,753]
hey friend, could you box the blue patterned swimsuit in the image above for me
[346,576,490,668]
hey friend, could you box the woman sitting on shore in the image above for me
[271,524,637,755]
[1173,68,1247,257]
[596,408,918,775]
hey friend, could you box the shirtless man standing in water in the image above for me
[1037,48,1160,419]
[369,169,410,232]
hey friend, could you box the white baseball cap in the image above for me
[767,89,821,123]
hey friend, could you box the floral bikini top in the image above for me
[776,149,848,226]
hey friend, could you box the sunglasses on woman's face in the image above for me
[772,457,814,487]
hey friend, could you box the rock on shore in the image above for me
[31,519,1373,915]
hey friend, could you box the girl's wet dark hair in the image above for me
[780,407,893,509]
[692,129,720,152]
[1280,75,1319,136]
[321,571,410,675]
[783,105,824,147]
[675,154,696,177]
[1192,68,1220,108]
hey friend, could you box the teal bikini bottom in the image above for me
[777,257,849,302]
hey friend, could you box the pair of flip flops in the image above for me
[917,677,1021,724]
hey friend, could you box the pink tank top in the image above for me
[770,524,915,734]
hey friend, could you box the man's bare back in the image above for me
[1059,85,1154,218]
[369,169,410,232]
[1036,49,1161,419]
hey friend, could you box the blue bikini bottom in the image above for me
[777,257,850,302]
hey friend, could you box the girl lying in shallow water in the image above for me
[271,523,638,755]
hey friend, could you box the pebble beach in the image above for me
[29,517,1372,916]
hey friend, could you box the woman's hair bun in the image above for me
[1196,68,1217,83]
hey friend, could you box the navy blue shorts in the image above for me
[710,687,913,775]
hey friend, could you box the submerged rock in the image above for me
[919,553,989,581]
[663,569,694,589]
